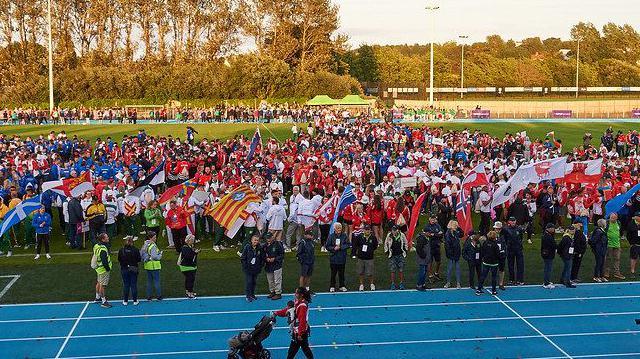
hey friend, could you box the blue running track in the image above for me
[1,282,639,358]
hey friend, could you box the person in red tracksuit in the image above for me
[165,200,188,253]
[274,287,314,359]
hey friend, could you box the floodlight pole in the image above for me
[575,37,580,99]
[459,35,468,99]
[47,0,54,119]
[426,4,439,106]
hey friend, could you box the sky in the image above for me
[334,0,639,46]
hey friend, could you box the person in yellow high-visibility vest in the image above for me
[93,233,113,308]
[142,232,163,301]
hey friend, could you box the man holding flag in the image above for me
[456,163,490,235]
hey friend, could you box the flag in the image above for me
[42,171,94,198]
[158,179,198,205]
[461,163,489,191]
[0,195,41,237]
[455,189,473,235]
[247,128,261,161]
[406,192,428,246]
[129,160,165,198]
[329,185,357,236]
[211,185,262,238]
[562,158,603,184]
[315,195,338,223]
[605,183,640,217]
[492,157,567,208]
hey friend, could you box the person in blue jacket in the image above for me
[32,205,52,260]
[325,223,350,292]
[297,230,315,293]
[241,234,264,302]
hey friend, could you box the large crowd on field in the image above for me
[0,113,640,307]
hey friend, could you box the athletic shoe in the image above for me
[246,296,254,302]
[329,287,335,292]
[499,285,506,291]
[237,251,242,257]
[133,301,139,306]
[157,296,163,301]
[370,284,376,291]
[94,298,101,304]
[390,283,397,290]
[133,237,138,242]
[417,285,426,292]
[251,295,258,301]
[444,282,451,288]
[65,242,71,247]
[320,247,328,253]
[456,283,461,289]
[491,291,498,296]
[6,251,11,257]
[284,248,292,253]
[565,282,576,288]
[543,283,555,289]
[267,292,275,299]
[475,289,482,296]
[34,254,40,260]
[339,287,348,292]
[517,282,525,286]
[614,274,626,280]
[359,284,364,291]
[122,301,128,306]
[46,254,51,259]
[213,245,220,252]
[101,301,113,308]
[398,283,405,290]
[271,294,282,300]
[527,239,532,244]
[601,277,609,282]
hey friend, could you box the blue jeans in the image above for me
[121,269,138,301]
[245,272,258,298]
[543,258,554,285]
[146,270,161,298]
[478,264,498,292]
[446,259,461,284]
[68,224,80,249]
[561,258,573,284]
[417,264,428,287]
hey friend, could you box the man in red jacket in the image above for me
[273,287,314,359]
[165,200,188,253]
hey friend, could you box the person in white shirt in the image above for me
[266,197,286,241]
[285,186,301,252]
[478,185,492,236]
[103,194,119,239]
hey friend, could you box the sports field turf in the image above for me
[2,282,639,358]
[0,121,638,305]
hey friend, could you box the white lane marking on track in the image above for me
[0,275,20,301]
[4,312,640,343]
[0,280,638,307]
[492,291,573,359]
[50,331,640,359]
[54,301,89,359]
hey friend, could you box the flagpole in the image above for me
[260,123,280,143]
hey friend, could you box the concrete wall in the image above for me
[395,99,640,118]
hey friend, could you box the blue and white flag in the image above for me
[247,128,262,161]
[329,185,357,236]
[0,195,42,237]
[605,183,640,217]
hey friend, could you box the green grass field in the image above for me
[0,121,637,304]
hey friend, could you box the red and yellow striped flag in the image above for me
[211,186,261,234]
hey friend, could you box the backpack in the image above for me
[90,252,98,269]
[140,242,151,262]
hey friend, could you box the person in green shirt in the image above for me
[144,200,164,238]
[605,213,626,280]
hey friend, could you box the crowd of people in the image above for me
[0,119,639,309]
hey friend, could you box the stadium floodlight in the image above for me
[426,3,439,106]
[47,0,54,120]
[459,35,469,99]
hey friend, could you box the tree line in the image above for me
[0,1,639,107]
[341,22,640,89]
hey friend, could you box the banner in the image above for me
[406,192,427,247]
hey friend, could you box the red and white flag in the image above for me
[562,158,603,184]
[456,189,473,235]
[492,157,567,208]
[315,195,338,223]
[461,163,489,191]
[42,171,94,198]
